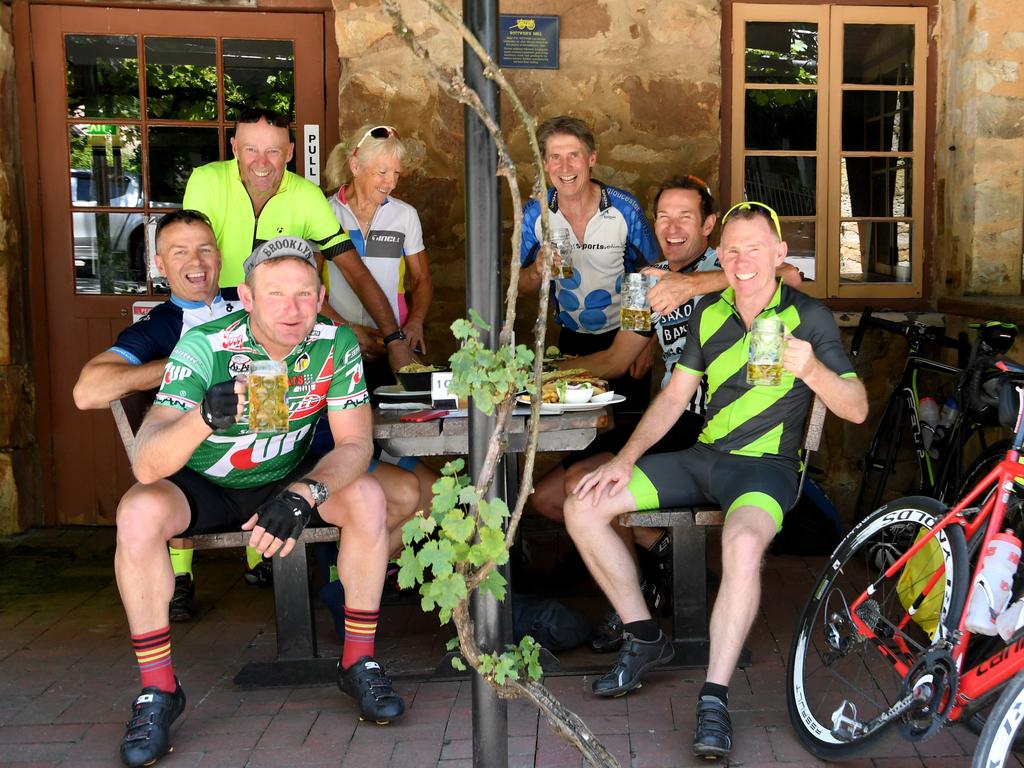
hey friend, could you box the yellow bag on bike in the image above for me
[896,528,945,636]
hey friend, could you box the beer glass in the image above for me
[550,228,575,279]
[247,360,290,433]
[747,317,785,385]
[619,273,652,332]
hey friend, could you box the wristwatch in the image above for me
[383,329,407,347]
[300,478,330,507]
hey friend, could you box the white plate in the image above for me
[515,394,624,413]
[375,384,430,399]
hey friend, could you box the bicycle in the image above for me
[785,358,1024,764]
[852,308,1018,521]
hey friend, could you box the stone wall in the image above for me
[331,0,721,361]
[0,3,35,534]
[934,0,1024,297]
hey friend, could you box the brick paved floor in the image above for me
[0,528,993,767]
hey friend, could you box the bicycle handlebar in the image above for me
[851,306,966,358]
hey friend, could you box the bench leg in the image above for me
[668,524,711,665]
[272,543,317,662]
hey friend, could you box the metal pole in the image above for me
[463,1,505,767]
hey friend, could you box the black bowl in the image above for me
[395,367,446,392]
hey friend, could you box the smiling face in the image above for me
[718,214,788,309]
[230,119,294,202]
[154,219,221,303]
[349,149,402,207]
[654,188,716,270]
[238,257,325,359]
[542,133,596,200]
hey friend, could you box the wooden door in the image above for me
[30,5,327,524]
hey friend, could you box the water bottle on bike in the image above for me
[919,396,939,451]
[965,530,1022,636]
[928,397,960,460]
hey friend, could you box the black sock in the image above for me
[622,619,660,642]
[646,530,672,562]
[700,682,728,705]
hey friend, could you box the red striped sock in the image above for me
[341,607,379,669]
[131,626,176,692]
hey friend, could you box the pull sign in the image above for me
[304,124,321,185]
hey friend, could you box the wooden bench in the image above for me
[619,395,827,666]
[111,389,339,686]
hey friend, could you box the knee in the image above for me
[721,525,769,575]
[563,495,594,539]
[115,484,176,552]
[390,471,421,519]
[328,475,388,535]
[531,470,566,521]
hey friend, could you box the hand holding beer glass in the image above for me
[247,360,290,433]
[550,228,575,279]
[746,317,785,386]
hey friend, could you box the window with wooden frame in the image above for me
[730,4,928,299]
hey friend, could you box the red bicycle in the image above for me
[786,359,1024,766]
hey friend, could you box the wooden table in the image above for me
[372,406,611,456]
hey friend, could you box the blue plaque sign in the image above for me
[499,14,559,70]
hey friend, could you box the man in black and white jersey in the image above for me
[74,210,240,622]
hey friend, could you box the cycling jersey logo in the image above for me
[294,352,310,373]
[163,364,193,384]
[204,424,312,477]
[228,354,251,376]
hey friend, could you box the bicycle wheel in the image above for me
[855,392,915,521]
[787,496,969,760]
[973,669,1024,768]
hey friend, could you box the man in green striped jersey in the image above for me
[564,202,868,760]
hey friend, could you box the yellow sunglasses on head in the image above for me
[720,201,782,240]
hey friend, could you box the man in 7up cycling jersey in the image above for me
[113,237,403,768]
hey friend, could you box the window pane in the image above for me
[844,24,915,85]
[223,39,295,122]
[745,90,816,151]
[839,221,911,283]
[69,125,143,207]
[66,35,140,119]
[841,157,911,218]
[73,211,147,295]
[148,127,220,207]
[782,221,816,281]
[842,91,913,152]
[745,22,818,84]
[744,156,816,217]
[145,37,217,120]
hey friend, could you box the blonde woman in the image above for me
[323,126,433,391]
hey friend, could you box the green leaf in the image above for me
[478,526,510,565]
[478,567,507,601]
[467,307,490,331]
[478,498,509,529]
[458,485,481,508]
[450,656,466,671]
[431,477,461,518]
[492,653,517,685]
[401,512,436,546]
[440,458,465,477]
[440,509,476,543]
[446,637,461,651]
[396,546,424,589]
[419,539,456,577]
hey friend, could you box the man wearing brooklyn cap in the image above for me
[112,235,404,767]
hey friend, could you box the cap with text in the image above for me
[242,236,317,276]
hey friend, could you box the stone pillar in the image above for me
[0,4,37,534]
[934,0,1024,297]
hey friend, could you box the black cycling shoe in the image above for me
[590,608,624,653]
[693,695,732,759]
[168,574,195,623]
[591,630,674,697]
[337,657,405,724]
[119,679,186,768]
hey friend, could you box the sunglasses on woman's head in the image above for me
[354,126,400,155]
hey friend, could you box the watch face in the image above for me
[306,480,328,505]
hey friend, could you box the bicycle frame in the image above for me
[847,381,1024,724]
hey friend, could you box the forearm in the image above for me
[334,254,400,335]
[803,367,869,424]
[517,262,544,296]
[406,279,433,326]
[617,387,688,464]
[132,408,212,484]
[73,358,166,410]
[559,348,629,380]
[302,437,374,494]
